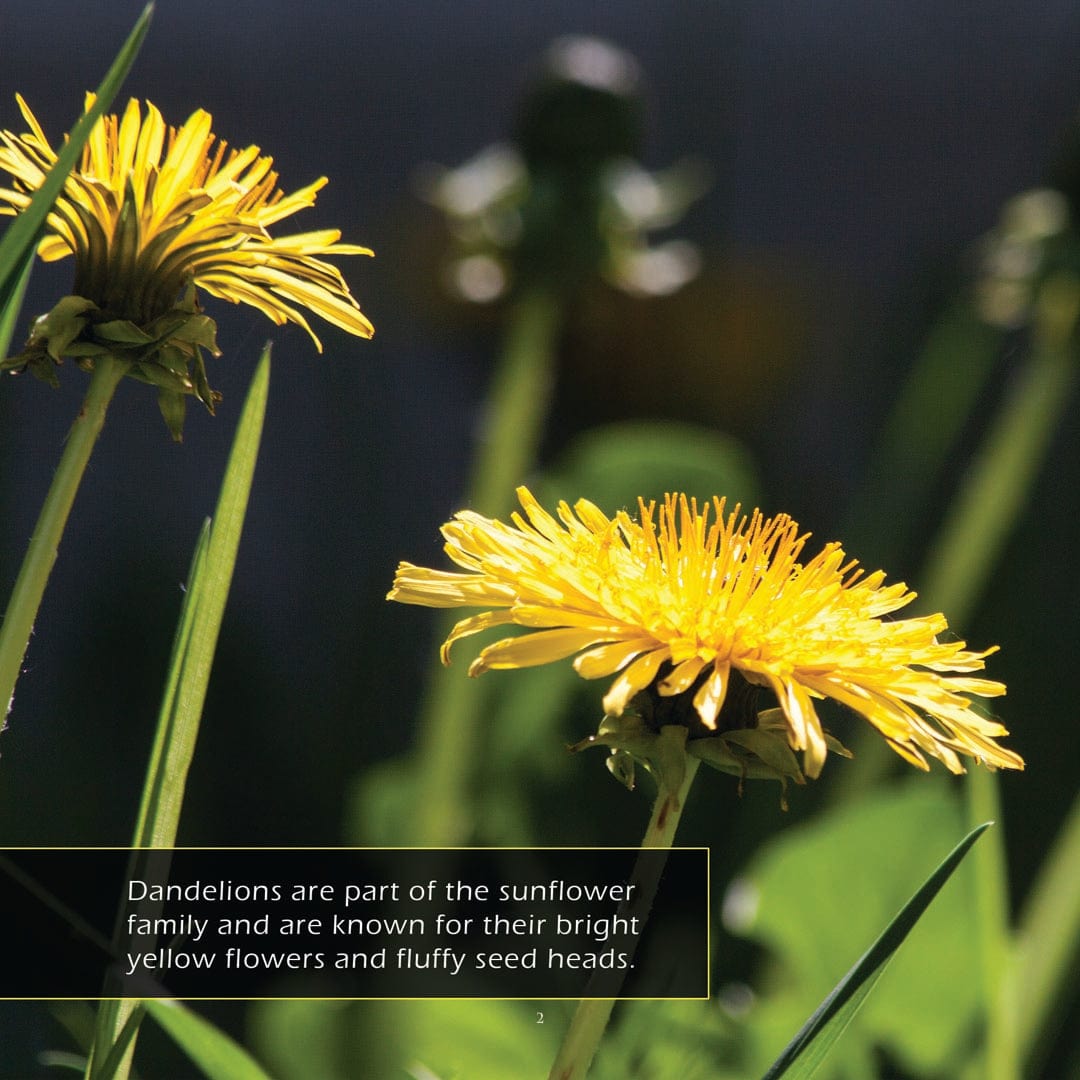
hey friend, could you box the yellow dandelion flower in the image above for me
[0,93,373,434]
[388,486,1023,780]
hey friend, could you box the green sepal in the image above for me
[34,295,97,359]
[1,295,93,382]
[63,340,113,358]
[95,317,155,345]
[190,348,221,414]
[27,359,61,386]
[605,749,637,790]
[169,312,220,353]
[570,713,689,799]
[6,290,223,437]
[129,359,195,394]
[157,388,187,443]
[724,729,804,776]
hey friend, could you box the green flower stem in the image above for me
[466,288,562,515]
[409,287,561,845]
[965,767,1016,1080]
[547,757,701,1080]
[0,354,127,724]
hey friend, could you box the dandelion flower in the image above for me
[0,94,373,436]
[388,487,1023,780]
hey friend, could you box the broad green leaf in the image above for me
[589,998,743,1080]
[144,1001,274,1080]
[383,1000,557,1080]
[253,999,556,1080]
[544,420,758,513]
[0,4,153,314]
[248,999,353,1080]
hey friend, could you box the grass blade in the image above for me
[0,4,153,312]
[133,344,270,848]
[87,349,270,1080]
[762,822,991,1080]
[90,1006,147,1080]
[144,1001,274,1080]
[0,258,31,358]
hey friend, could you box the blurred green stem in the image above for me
[466,288,561,514]
[833,282,1074,797]
[966,769,1016,1080]
[409,287,561,844]
[923,277,1077,1080]
[830,274,1076,1074]
[917,312,1077,627]
[1013,789,1080,1065]
[843,301,1001,569]
[547,758,701,1080]
[0,354,127,727]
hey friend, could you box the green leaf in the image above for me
[588,998,742,1080]
[248,1000,353,1080]
[385,1000,558,1080]
[0,4,153,313]
[144,1001,274,1080]
[760,817,990,1079]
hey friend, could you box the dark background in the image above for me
[0,1,1078,1076]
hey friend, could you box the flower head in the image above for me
[388,486,1023,781]
[0,94,373,436]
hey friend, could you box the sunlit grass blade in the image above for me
[761,823,990,1080]
[134,344,270,848]
[90,1006,146,1080]
[131,518,211,849]
[0,4,153,721]
[143,1001,274,1080]
[0,3,153,312]
[86,348,270,1080]
[0,258,31,358]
